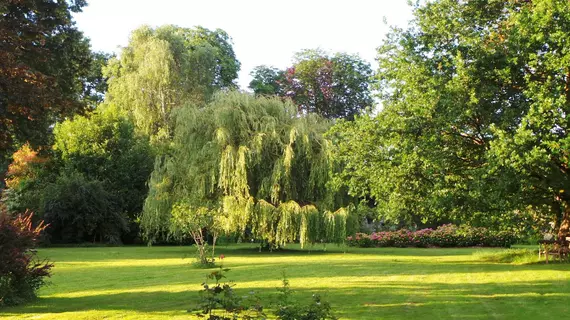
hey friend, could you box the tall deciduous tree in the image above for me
[331,0,570,234]
[104,25,240,141]
[488,0,570,238]
[83,52,113,108]
[53,105,154,221]
[0,0,97,167]
[141,92,357,251]
[249,65,285,96]
[249,50,374,120]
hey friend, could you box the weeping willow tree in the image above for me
[141,92,357,254]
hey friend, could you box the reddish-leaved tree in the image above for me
[0,208,53,306]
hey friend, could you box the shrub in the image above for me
[52,106,154,228]
[189,259,266,319]
[275,274,337,320]
[430,224,461,247]
[1,144,53,216]
[189,262,336,320]
[347,233,373,247]
[347,224,517,248]
[411,228,433,247]
[0,209,53,307]
[41,172,128,244]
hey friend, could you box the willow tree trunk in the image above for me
[191,230,208,265]
[558,206,570,239]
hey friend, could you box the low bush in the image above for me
[41,172,128,244]
[189,257,336,320]
[347,224,517,248]
[189,255,266,319]
[0,209,53,307]
[275,274,337,320]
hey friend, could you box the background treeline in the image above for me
[3,0,570,246]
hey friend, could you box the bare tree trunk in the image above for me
[553,199,562,232]
[558,206,570,239]
[211,232,218,258]
[191,230,207,264]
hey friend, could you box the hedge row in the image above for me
[347,224,517,248]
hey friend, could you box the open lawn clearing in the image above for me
[1,245,570,319]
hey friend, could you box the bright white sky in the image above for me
[73,0,414,90]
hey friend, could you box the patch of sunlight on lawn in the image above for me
[2,245,570,320]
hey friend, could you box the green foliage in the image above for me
[141,92,355,248]
[170,202,220,266]
[83,52,113,108]
[190,265,266,319]
[275,274,337,320]
[249,65,285,96]
[41,171,127,244]
[2,106,153,244]
[53,106,154,222]
[330,0,570,235]
[104,25,240,141]
[485,0,570,238]
[249,50,374,120]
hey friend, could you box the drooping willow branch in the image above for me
[141,92,357,251]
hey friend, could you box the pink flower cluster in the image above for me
[346,224,516,248]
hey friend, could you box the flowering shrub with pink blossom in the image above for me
[346,224,517,248]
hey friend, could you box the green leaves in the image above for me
[330,0,570,233]
[141,92,354,247]
[249,50,374,120]
[104,25,240,141]
[53,106,154,220]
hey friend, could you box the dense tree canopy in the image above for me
[248,65,285,96]
[0,0,100,166]
[53,105,154,219]
[83,52,113,108]
[141,92,357,249]
[488,0,570,238]
[249,50,374,120]
[331,0,570,238]
[7,0,570,247]
[104,25,240,141]
[40,171,127,244]
[2,106,154,243]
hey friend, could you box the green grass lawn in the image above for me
[1,244,570,319]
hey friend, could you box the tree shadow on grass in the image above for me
[219,245,486,257]
[2,279,569,319]
[30,253,570,300]
[39,244,490,263]
[11,246,569,319]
